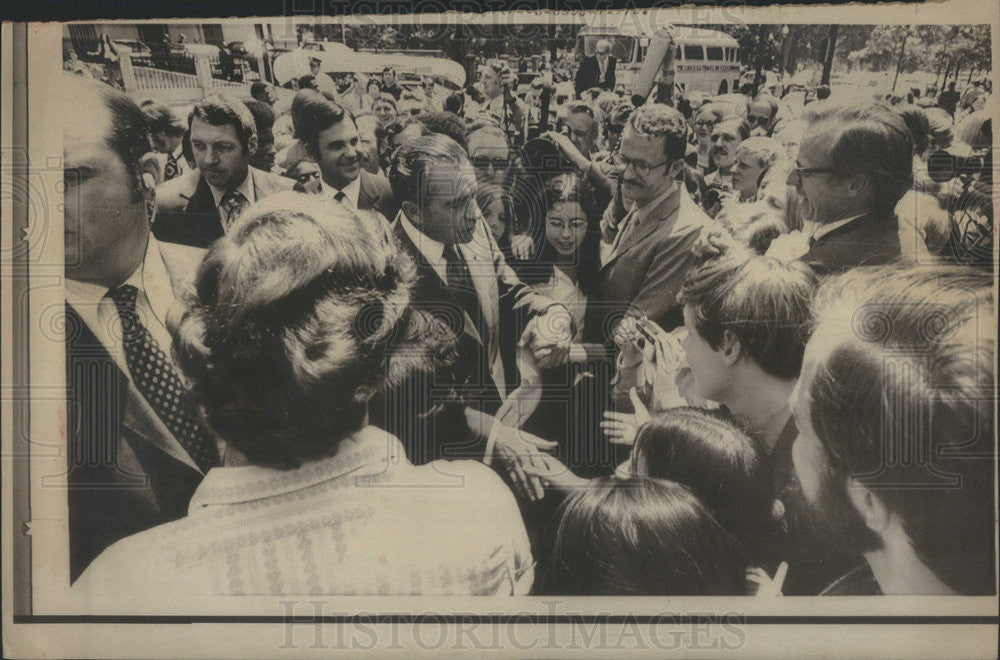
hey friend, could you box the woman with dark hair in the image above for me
[628,408,779,565]
[74,193,534,603]
[517,172,602,344]
[539,476,747,595]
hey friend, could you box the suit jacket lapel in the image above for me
[603,186,681,270]
[185,175,218,216]
[65,303,203,474]
[392,220,485,345]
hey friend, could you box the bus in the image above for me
[577,22,741,96]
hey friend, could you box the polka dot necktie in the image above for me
[109,285,219,473]
[163,154,180,181]
[219,190,247,231]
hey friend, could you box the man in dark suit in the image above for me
[62,75,219,581]
[786,101,910,275]
[291,89,398,223]
[153,93,301,249]
[593,103,709,336]
[575,39,617,97]
[377,134,574,501]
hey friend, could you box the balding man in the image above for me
[61,75,218,581]
[575,39,617,97]
[779,101,910,274]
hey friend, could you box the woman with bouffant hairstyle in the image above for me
[75,192,534,599]
[169,192,448,469]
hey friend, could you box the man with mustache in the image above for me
[291,89,398,223]
[154,93,302,248]
[704,115,750,190]
[593,103,710,335]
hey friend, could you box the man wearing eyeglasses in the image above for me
[575,39,617,97]
[771,102,909,274]
[591,103,710,335]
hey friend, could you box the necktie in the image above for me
[610,206,639,256]
[108,285,219,473]
[163,154,179,181]
[442,243,483,335]
[219,190,247,231]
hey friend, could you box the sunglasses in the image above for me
[694,119,718,129]
[747,115,770,127]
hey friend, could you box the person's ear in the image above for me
[721,329,742,365]
[846,479,892,535]
[845,173,870,198]
[771,498,786,524]
[667,158,684,180]
[247,134,258,158]
[400,199,420,225]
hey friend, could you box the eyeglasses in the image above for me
[612,152,670,177]
[694,119,717,129]
[793,164,839,177]
[472,156,514,171]
[746,115,770,127]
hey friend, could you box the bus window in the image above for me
[706,46,724,61]
[683,45,704,60]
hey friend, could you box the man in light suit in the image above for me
[62,75,218,581]
[592,103,709,337]
[153,93,301,249]
[291,89,398,223]
[575,39,617,97]
[378,134,573,499]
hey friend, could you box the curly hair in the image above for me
[627,102,688,162]
[168,192,455,469]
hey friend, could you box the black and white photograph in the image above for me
[2,2,998,656]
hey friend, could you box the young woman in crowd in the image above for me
[539,476,749,595]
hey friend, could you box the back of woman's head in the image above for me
[541,476,746,595]
[631,408,776,560]
[169,192,442,469]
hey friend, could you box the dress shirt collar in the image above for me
[398,209,446,269]
[189,426,406,508]
[207,168,254,208]
[320,174,362,208]
[807,213,866,243]
[65,235,175,326]
[170,144,184,165]
[632,182,679,223]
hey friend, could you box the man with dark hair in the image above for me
[575,38,616,96]
[382,134,574,497]
[594,102,710,334]
[791,265,995,595]
[244,99,277,173]
[154,92,301,248]
[416,110,468,153]
[777,101,911,274]
[139,100,187,182]
[381,66,404,100]
[290,89,397,221]
[250,81,277,107]
[61,75,217,581]
[937,81,960,117]
[674,252,859,594]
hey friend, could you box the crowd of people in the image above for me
[59,43,994,604]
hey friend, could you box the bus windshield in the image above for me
[578,35,636,63]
